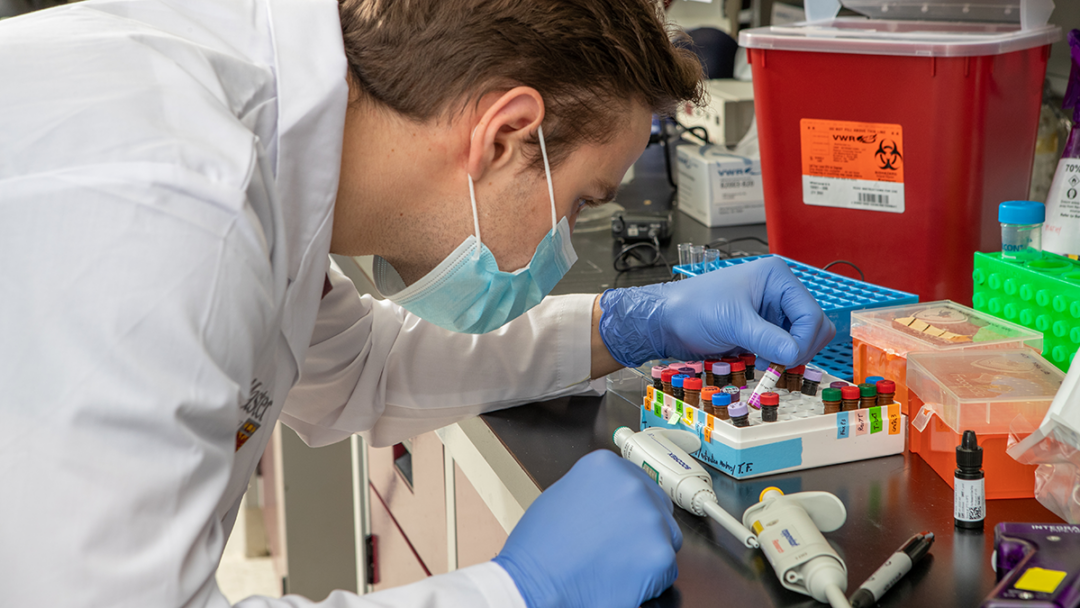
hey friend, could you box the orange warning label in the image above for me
[800,119,906,213]
[801,119,904,183]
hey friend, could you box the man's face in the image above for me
[332,92,654,286]
[468,101,653,275]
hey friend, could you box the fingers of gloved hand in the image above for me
[587,452,682,550]
[768,265,835,365]
[736,314,805,367]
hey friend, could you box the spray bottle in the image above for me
[1043,29,1080,257]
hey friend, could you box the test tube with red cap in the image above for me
[738,353,757,381]
[661,369,678,395]
[729,361,747,389]
[760,392,780,422]
[841,386,860,411]
[876,380,896,406]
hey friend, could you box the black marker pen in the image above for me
[849,532,934,608]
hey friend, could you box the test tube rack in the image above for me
[674,254,918,381]
[607,364,906,480]
[972,251,1080,372]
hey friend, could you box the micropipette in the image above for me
[613,427,759,548]
[613,427,854,608]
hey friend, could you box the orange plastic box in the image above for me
[906,349,1064,499]
[850,301,1043,416]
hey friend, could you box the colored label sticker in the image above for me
[684,407,696,427]
[800,118,905,213]
[703,425,713,444]
[675,400,684,415]
[666,408,681,426]
[655,391,665,405]
[653,399,662,418]
[706,414,715,429]
[836,411,849,439]
[646,385,655,401]
[869,406,883,434]
[854,410,869,436]
[888,403,901,435]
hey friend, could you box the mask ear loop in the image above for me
[537,125,557,234]
[466,173,483,261]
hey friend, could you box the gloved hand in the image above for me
[493,450,682,608]
[598,256,835,368]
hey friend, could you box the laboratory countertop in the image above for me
[479,392,1062,608]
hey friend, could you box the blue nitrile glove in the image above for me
[493,450,682,608]
[598,256,835,368]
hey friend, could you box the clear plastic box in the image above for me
[906,349,1064,499]
[850,300,1044,415]
[907,349,1062,434]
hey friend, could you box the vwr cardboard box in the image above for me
[676,144,765,227]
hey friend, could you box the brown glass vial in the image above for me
[841,386,860,411]
[822,388,842,415]
[787,365,806,392]
[730,361,747,389]
[661,369,677,396]
[739,353,757,381]
[859,384,877,409]
[876,380,896,406]
[683,377,703,407]
[701,386,721,416]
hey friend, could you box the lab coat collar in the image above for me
[265,0,348,365]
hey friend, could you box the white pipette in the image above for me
[613,427,759,548]
[613,426,852,608]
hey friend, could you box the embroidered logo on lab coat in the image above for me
[236,378,273,451]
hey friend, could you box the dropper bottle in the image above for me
[954,430,986,530]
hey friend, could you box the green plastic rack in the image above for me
[972,251,1080,371]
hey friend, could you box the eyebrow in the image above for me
[593,180,620,204]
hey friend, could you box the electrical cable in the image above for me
[613,236,670,274]
[825,583,852,608]
[822,260,865,282]
[674,120,710,146]
[706,235,769,250]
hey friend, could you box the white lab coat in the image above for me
[0,1,600,606]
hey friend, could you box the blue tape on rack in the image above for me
[695,438,803,477]
[836,412,850,439]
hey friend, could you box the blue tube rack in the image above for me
[674,254,918,380]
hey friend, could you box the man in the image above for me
[0,1,834,607]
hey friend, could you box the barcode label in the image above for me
[857,193,889,204]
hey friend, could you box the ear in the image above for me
[467,87,544,181]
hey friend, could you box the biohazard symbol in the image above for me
[875,140,902,170]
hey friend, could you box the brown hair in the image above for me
[339,0,705,168]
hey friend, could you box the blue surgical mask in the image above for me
[373,125,577,334]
